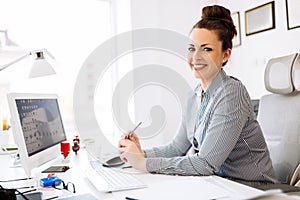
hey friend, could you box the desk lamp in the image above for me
[0,48,56,78]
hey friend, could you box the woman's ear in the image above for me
[223,48,231,63]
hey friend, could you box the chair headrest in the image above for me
[292,54,300,91]
[264,53,299,94]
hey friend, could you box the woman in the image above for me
[119,5,277,186]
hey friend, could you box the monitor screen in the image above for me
[7,93,67,177]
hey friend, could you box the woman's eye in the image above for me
[203,47,212,52]
[188,47,196,52]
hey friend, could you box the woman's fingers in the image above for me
[121,132,131,139]
[129,132,138,140]
[119,147,128,162]
[119,138,133,147]
[118,134,145,170]
[121,131,140,141]
[118,140,147,171]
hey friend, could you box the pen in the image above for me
[127,122,142,138]
[45,196,59,200]
[14,186,35,189]
[22,188,37,194]
[131,121,142,133]
[122,165,133,169]
[125,197,139,200]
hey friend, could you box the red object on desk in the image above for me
[47,173,55,178]
[60,142,70,159]
[72,135,80,154]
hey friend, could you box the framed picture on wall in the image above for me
[232,12,241,47]
[245,1,275,36]
[286,0,300,30]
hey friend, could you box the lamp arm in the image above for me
[0,52,32,71]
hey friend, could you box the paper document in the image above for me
[117,177,231,200]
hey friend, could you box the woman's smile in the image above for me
[193,63,208,71]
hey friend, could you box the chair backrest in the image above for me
[257,53,300,184]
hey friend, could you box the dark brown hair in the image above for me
[192,5,237,52]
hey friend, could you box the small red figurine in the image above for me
[72,135,80,155]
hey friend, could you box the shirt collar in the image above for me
[194,69,227,97]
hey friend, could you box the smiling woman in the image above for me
[188,28,228,89]
[118,4,277,188]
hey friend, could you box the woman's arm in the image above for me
[146,83,250,175]
[144,118,192,158]
[119,93,194,170]
[119,117,192,171]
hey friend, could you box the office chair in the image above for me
[256,53,300,192]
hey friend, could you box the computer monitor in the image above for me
[7,93,67,177]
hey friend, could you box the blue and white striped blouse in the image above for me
[144,70,277,186]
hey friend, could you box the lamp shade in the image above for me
[29,51,55,78]
[0,49,56,78]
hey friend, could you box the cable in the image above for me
[15,188,30,200]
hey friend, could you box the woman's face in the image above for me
[188,28,231,87]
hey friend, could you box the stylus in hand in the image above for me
[131,122,142,133]
[127,121,142,139]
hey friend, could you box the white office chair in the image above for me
[257,53,300,188]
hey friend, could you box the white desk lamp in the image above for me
[0,48,56,78]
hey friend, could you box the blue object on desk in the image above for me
[40,176,62,187]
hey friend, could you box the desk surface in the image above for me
[0,149,298,200]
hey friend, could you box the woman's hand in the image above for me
[118,136,147,172]
[122,132,143,152]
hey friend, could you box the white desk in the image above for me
[0,149,298,200]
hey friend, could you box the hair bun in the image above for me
[201,5,233,24]
[192,5,237,52]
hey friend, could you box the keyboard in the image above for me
[85,161,147,192]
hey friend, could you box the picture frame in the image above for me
[286,0,300,30]
[245,1,275,36]
[232,12,241,47]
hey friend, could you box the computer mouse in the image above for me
[102,156,125,167]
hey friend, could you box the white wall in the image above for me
[129,0,300,147]
[211,0,300,99]
[0,0,114,134]
[130,0,300,99]
[129,0,202,147]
